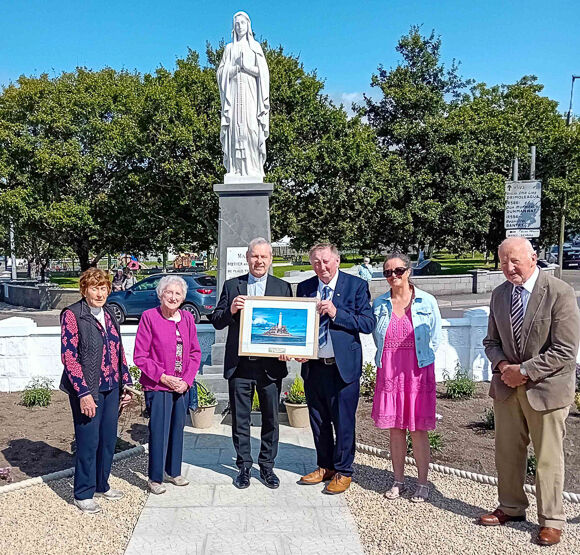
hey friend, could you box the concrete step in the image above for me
[201,363,223,375]
[211,343,226,366]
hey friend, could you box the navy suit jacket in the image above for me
[209,273,292,380]
[297,271,375,383]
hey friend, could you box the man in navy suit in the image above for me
[296,243,375,494]
[209,238,292,490]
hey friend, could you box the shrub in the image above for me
[196,381,217,407]
[21,377,53,407]
[443,363,476,400]
[575,392,580,412]
[284,375,306,404]
[360,362,376,396]
[251,389,260,411]
[527,453,537,476]
[128,365,142,391]
[406,431,443,455]
[482,407,495,430]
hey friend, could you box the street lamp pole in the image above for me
[557,75,580,276]
[9,221,17,281]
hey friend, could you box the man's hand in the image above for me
[500,364,528,388]
[317,299,337,319]
[80,395,97,418]
[230,295,247,315]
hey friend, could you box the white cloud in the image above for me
[253,316,269,325]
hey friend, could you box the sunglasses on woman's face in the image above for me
[383,267,408,278]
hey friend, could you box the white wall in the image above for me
[0,318,216,392]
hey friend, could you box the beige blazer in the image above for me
[484,270,580,411]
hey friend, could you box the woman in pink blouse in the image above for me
[60,268,133,514]
[134,275,202,494]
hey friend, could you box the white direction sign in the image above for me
[506,229,540,238]
[226,247,249,280]
[504,180,541,230]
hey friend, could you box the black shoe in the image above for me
[259,467,280,489]
[234,467,251,489]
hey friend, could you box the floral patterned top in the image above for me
[61,308,131,398]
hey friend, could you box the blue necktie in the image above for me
[318,286,331,348]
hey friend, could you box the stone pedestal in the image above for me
[203,183,274,406]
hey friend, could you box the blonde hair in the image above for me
[79,268,111,297]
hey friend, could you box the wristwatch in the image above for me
[519,365,528,377]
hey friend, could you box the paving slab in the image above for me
[125,419,363,555]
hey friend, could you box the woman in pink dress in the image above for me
[371,253,442,502]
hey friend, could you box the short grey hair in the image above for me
[498,237,536,258]
[156,275,188,300]
[309,243,340,260]
[363,257,370,264]
[247,237,272,255]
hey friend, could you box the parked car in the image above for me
[546,244,580,268]
[107,273,216,324]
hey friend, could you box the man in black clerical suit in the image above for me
[209,238,292,489]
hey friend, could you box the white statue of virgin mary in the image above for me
[217,11,270,183]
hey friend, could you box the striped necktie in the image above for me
[511,285,525,350]
[318,286,331,348]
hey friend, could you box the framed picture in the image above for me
[238,296,320,359]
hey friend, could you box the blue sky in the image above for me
[252,308,307,333]
[1,1,579,113]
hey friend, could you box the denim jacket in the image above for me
[372,286,442,368]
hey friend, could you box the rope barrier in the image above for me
[355,442,580,504]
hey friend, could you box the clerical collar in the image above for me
[248,273,268,284]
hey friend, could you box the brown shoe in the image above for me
[323,473,352,495]
[478,509,526,526]
[537,527,561,546]
[299,467,336,485]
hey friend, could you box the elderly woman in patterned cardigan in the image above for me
[60,268,133,514]
[134,275,202,494]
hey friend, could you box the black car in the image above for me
[107,273,216,324]
[547,245,580,268]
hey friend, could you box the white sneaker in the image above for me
[95,488,124,501]
[73,498,101,514]
[165,474,189,486]
[148,480,167,495]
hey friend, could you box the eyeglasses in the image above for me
[383,267,408,278]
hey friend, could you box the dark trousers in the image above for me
[304,361,360,476]
[229,361,282,470]
[145,390,187,483]
[69,388,119,500]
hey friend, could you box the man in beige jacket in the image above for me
[481,237,580,546]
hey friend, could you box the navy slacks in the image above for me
[145,390,187,483]
[304,361,359,476]
[69,388,119,500]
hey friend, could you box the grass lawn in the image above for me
[432,255,496,275]
[50,276,80,289]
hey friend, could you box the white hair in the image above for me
[247,237,272,255]
[498,237,536,258]
[156,275,188,300]
[363,257,370,264]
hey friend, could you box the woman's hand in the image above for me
[120,391,133,408]
[80,395,97,418]
[160,373,182,390]
[174,380,189,394]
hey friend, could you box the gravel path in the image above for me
[346,452,580,555]
[0,454,148,555]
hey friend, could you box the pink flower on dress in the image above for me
[63,311,78,334]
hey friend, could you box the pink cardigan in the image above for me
[134,307,202,391]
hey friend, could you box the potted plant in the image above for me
[283,376,309,428]
[190,381,218,429]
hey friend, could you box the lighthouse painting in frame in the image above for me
[238,296,319,359]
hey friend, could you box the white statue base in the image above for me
[224,173,264,184]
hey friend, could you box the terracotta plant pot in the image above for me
[284,401,310,428]
[190,403,217,429]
